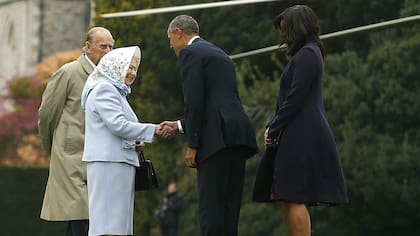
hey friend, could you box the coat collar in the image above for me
[77,54,95,76]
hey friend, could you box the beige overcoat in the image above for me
[38,55,93,220]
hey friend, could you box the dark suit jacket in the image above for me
[178,38,258,162]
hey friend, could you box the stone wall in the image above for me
[0,0,40,81]
[40,0,91,59]
[0,0,91,83]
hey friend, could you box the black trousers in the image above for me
[197,147,247,236]
[161,226,178,236]
[66,220,89,236]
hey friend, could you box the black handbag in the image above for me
[135,150,158,191]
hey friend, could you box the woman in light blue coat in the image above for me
[81,46,159,236]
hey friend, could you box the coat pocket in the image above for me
[63,124,84,155]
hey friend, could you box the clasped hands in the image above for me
[155,121,178,139]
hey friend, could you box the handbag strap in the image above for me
[138,150,146,162]
[135,141,146,161]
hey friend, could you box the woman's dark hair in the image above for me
[273,5,324,57]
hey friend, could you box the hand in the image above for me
[155,124,163,137]
[155,124,170,139]
[264,128,273,146]
[135,141,145,152]
[157,121,179,139]
[185,147,197,168]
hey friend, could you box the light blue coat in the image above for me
[82,81,155,167]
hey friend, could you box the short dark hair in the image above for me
[273,5,324,57]
[167,15,199,35]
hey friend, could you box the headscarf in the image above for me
[81,46,141,110]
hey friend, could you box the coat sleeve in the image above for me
[268,47,320,139]
[93,83,156,143]
[179,48,205,148]
[38,69,69,152]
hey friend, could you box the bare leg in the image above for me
[278,202,311,236]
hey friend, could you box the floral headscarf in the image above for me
[81,46,141,110]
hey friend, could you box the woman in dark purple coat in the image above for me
[252,5,348,236]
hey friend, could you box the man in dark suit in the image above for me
[161,15,258,236]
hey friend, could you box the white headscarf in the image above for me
[81,46,141,110]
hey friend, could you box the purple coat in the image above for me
[253,43,348,205]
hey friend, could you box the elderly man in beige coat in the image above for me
[38,27,114,236]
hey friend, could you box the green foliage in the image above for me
[0,166,66,235]
[311,131,420,235]
[401,0,420,16]
[365,33,420,136]
[238,203,281,236]
[8,76,44,100]
[0,76,43,152]
[322,51,374,145]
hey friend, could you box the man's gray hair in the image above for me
[167,15,199,35]
[86,27,112,43]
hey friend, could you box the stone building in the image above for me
[0,0,92,85]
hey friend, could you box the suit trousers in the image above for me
[197,147,247,236]
[66,219,89,236]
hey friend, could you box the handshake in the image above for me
[155,121,179,139]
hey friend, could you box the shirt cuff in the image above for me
[177,120,184,134]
